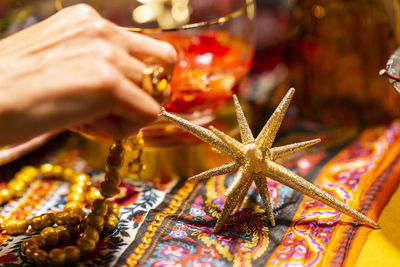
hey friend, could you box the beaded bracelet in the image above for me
[0,138,132,266]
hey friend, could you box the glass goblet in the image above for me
[58,0,256,178]
[57,0,255,124]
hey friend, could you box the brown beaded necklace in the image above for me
[0,133,142,265]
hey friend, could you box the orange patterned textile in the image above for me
[268,122,400,266]
[0,121,399,266]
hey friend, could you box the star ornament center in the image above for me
[160,88,379,233]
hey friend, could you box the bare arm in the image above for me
[0,4,176,145]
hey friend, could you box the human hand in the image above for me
[0,4,176,145]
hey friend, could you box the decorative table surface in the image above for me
[0,118,399,267]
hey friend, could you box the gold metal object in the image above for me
[55,0,255,33]
[161,88,379,232]
[141,65,170,96]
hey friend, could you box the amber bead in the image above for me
[55,226,71,243]
[40,213,55,227]
[76,180,91,189]
[106,143,125,168]
[108,201,119,209]
[67,192,85,203]
[97,224,104,234]
[39,163,54,179]
[99,182,120,198]
[92,199,108,217]
[18,219,29,233]
[66,225,81,239]
[49,248,66,265]
[64,202,85,217]
[65,213,82,227]
[0,216,5,229]
[55,212,68,226]
[7,179,25,187]
[110,142,124,155]
[20,166,38,177]
[30,235,46,249]
[70,184,85,194]
[104,169,121,186]
[52,165,63,177]
[87,213,104,230]
[5,219,28,235]
[84,226,99,243]
[21,238,36,254]
[30,216,44,232]
[107,201,121,217]
[25,245,39,262]
[33,249,48,266]
[103,215,119,233]
[40,227,59,247]
[71,208,85,218]
[0,188,11,203]
[64,201,83,212]
[73,173,91,187]
[16,172,36,184]
[62,168,75,182]
[108,208,121,218]
[111,206,120,217]
[64,245,81,263]
[85,188,102,205]
[8,180,26,197]
[106,154,123,170]
[77,237,96,255]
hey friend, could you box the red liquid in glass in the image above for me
[160,30,253,115]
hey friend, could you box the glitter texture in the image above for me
[161,88,379,232]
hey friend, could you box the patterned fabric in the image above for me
[0,121,399,266]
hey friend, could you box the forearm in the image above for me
[0,4,176,145]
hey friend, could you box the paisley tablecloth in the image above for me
[0,120,400,267]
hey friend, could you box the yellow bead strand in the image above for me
[0,136,136,266]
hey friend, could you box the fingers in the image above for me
[0,3,177,143]
[84,77,165,140]
[69,9,176,101]
[120,30,177,72]
[89,31,175,100]
[111,30,175,109]
[107,28,176,100]
[73,78,163,140]
[53,40,147,86]
[12,55,161,140]
[72,116,143,140]
[112,78,162,120]
[112,48,146,85]
[54,6,175,139]
[76,116,148,140]
[58,4,177,96]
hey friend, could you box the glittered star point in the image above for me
[161,88,379,232]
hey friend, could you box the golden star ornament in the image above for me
[160,88,379,232]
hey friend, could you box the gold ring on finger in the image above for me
[141,65,171,96]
